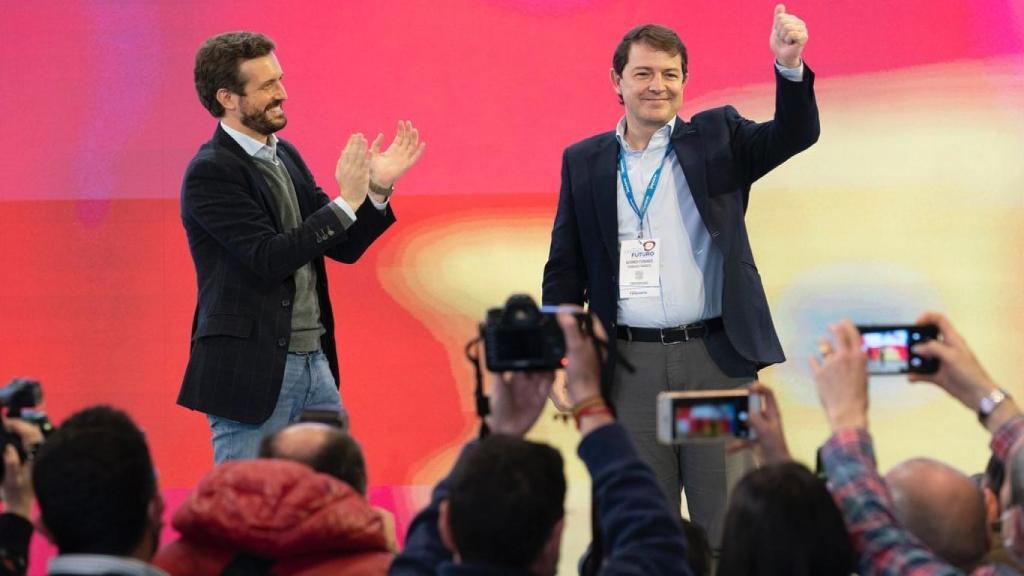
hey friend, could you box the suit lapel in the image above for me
[212,126,285,232]
[588,135,620,263]
[672,120,716,237]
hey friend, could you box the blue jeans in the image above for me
[208,350,344,463]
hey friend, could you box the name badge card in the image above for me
[619,238,661,299]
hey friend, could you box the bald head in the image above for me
[885,458,988,570]
[259,423,368,495]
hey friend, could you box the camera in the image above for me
[0,378,54,482]
[481,294,582,371]
[656,389,759,444]
[857,324,939,375]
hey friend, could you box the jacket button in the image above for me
[277,337,287,347]
[281,299,291,308]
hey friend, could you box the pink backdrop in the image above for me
[3,1,1023,573]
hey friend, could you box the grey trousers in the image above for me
[610,333,755,549]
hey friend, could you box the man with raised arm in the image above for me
[542,5,818,543]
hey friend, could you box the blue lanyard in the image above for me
[618,145,673,238]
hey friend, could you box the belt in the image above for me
[616,318,724,344]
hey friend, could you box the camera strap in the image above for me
[464,337,490,439]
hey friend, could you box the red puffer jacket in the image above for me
[153,459,393,576]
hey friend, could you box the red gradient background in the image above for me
[3,1,1023,572]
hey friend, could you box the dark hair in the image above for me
[612,24,688,78]
[194,31,276,118]
[33,406,157,555]
[258,426,368,495]
[717,462,856,576]
[447,435,565,568]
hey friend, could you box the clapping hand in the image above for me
[369,120,426,193]
[335,133,371,211]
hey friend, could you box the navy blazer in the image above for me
[179,126,395,424]
[543,66,819,369]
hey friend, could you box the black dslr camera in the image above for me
[481,294,583,371]
[0,378,54,481]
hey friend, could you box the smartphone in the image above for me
[856,324,939,375]
[656,389,759,444]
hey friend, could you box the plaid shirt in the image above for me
[821,416,1024,576]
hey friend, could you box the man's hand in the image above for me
[811,320,870,432]
[369,120,426,193]
[770,4,808,69]
[556,307,615,435]
[908,312,1018,431]
[555,308,604,405]
[0,420,41,520]
[335,133,371,212]
[730,382,792,465]
[481,344,554,437]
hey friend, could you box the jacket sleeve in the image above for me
[182,154,378,284]
[277,139,397,265]
[0,513,31,576]
[579,424,692,576]
[389,442,478,575]
[542,147,588,307]
[727,64,820,186]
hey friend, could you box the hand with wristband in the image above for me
[555,306,615,436]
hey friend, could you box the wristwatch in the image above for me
[978,388,1011,424]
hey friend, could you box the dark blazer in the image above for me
[543,66,819,369]
[179,126,395,424]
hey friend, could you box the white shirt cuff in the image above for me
[332,196,358,221]
[775,61,804,82]
[370,195,390,212]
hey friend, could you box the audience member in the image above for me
[813,314,1024,575]
[390,309,691,575]
[0,418,45,576]
[718,383,856,576]
[886,458,989,570]
[33,406,166,576]
[259,422,369,494]
[153,422,392,575]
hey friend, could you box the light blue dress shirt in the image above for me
[614,62,803,328]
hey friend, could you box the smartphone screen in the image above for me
[659,391,753,442]
[857,324,939,375]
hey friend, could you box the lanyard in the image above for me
[618,145,673,238]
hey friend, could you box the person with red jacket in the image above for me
[154,424,392,575]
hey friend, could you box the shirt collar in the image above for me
[48,554,169,576]
[220,121,279,163]
[615,116,677,153]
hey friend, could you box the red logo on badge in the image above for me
[643,240,656,251]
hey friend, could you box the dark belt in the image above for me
[616,318,724,344]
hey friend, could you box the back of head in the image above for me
[258,423,368,495]
[447,435,565,569]
[33,405,157,556]
[194,31,276,117]
[886,458,989,570]
[718,462,856,576]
